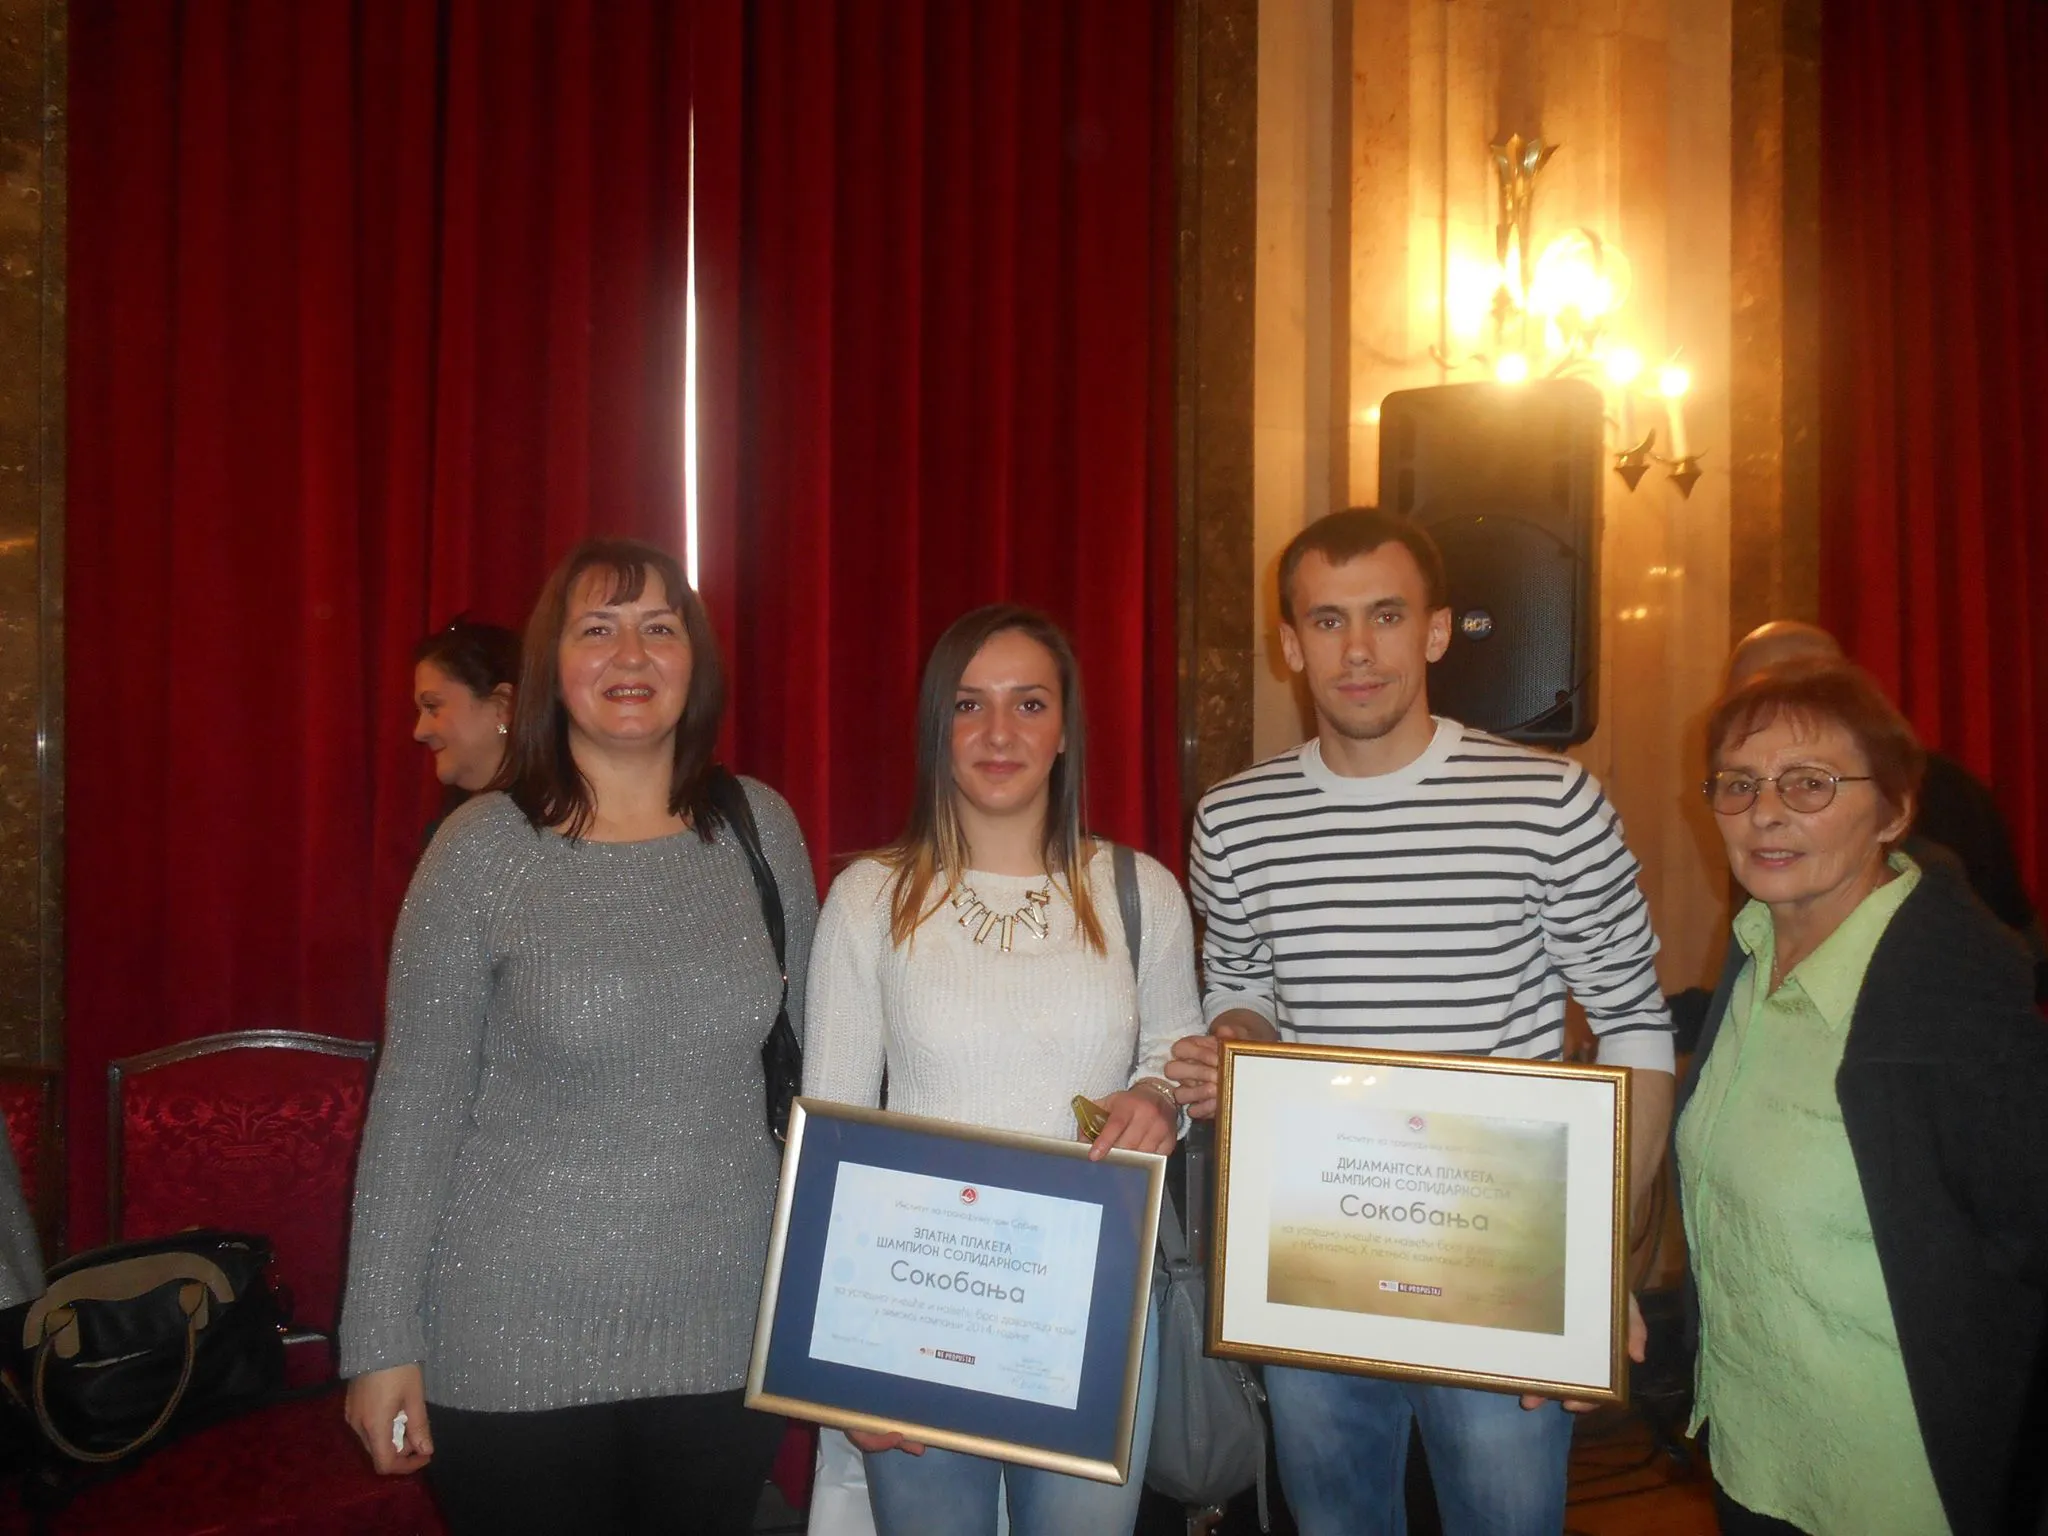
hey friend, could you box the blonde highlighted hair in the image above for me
[874,605,1106,954]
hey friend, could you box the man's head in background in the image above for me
[1725,620,1843,691]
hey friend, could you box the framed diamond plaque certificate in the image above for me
[1208,1040,1631,1404]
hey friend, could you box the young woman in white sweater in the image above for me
[802,605,1200,1536]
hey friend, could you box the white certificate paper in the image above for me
[808,1161,1104,1410]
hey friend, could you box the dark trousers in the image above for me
[1714,1484,1809,1536]
[425,1389,783,1536]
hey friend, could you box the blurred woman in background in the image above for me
[411,618,519,837]
[0,1135,41,1309]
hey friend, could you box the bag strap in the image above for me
[1113,842,1197,1263]
[24,1251,235,1356]
[1154,1163,1194,1268]
[709,769,788,996]
[1111,842,1141,978]
[32,1280,210,1464]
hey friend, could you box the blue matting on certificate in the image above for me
[759,1112,1155,1462]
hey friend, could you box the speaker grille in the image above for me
[1378,380,1602,744]
[1430,513,1581,737]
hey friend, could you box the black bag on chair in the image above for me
[0,1229,285,1465]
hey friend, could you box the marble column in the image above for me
[1247,0,1346,764]
[0,0,63,1067]
[1177,0,1260,804]
[1729,0,1822,641]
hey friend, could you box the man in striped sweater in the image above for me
[1166,508,1675,1536]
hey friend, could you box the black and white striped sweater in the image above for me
[1189,718,1675,1071]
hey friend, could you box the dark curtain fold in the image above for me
[729,0,1181,878]
[1819,0,2048,905]
[67,0,707,1245]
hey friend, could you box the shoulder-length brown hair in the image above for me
[495,537,727,841]
[875,605,1106,953]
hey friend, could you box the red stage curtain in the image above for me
[66,0,1174,1248]
[66,0,728,1246]
[1819,0,2048,903]
[725,0,1181,878]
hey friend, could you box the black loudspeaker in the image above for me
[1377,379,1602,746]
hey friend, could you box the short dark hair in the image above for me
[1707,660,1925,820]
[412,617,519,701]
[498,537,728,841]
[1277,507,1448,623]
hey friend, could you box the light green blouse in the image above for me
[1677,853,1947,1536]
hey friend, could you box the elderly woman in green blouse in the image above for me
[1676,661,2048,1536]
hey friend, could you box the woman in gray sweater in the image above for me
[340,537,817,1535]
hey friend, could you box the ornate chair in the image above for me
[109,1030,374,1341]
[0,1062,62,1260]
[44,1031,446,1534]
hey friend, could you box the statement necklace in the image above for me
[951,877,1054,953]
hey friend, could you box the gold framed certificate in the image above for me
[1209,1040,1631,1403]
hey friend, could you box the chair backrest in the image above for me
[0,1063,62,1259]
[110,1031,376,1335]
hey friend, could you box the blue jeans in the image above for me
[1264,1366,1572,1536]
[863,1299,1160,1536]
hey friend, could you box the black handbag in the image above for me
[707,768,801,1143]
[0,1229,285,1465]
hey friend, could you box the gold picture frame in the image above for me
[745,1098,1166,1483]
[1208,1040,1632,1404]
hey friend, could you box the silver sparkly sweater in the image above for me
[338,784,817,1411]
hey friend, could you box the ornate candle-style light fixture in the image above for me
[1434,134,1703,498]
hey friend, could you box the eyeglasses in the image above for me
[1703,767,1873,815]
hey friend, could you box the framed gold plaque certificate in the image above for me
[1209,1041,1631,1404]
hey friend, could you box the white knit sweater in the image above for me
[802,847,1200,1140]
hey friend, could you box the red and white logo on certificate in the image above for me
[959,1187,979,1204]
[1407,1115,1427,1133]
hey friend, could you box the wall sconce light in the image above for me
[1655,363,1702,495]
[1490,132,1556,340]
[1436,133,1704,499]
